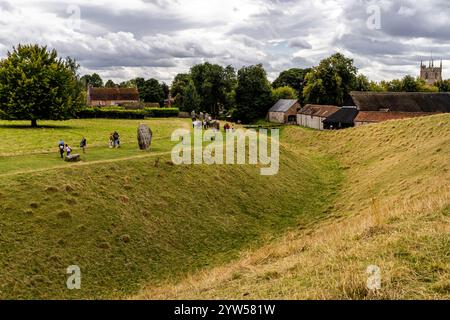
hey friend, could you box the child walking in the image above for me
[65,144,72,157]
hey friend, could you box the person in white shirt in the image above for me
[65,144,72,157]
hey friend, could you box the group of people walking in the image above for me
[109,131,121,148]
[57,132,121,159]
[58,140,72,159]
[58,138,85,159]
[192,118,220,130]
[191,111,239,134]
[191,110,235,133]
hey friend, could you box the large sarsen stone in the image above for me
[137,124,153,150]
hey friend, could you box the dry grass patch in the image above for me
[135,114,449,300]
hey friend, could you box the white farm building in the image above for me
[297,105,340,130]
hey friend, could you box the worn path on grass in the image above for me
[0,149,175,178]
[0,132,282,178]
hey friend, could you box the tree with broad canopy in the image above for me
[0,44,85,127]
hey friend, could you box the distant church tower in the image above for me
[420,58,442,85]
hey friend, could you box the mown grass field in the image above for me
[0,119,190,176]
[136,114,450,300]
[1,115,448,300]
[0,118,342,299]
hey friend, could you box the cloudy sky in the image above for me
[0,0,449,84]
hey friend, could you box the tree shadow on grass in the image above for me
[0,124,77,130]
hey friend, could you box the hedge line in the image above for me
[77,107,180,119]
[146,108,179,117]
[122,102,161,110]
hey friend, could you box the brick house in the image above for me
[87,86,140,107]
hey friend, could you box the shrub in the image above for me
[122,102,160,110]
[178,111,191,118]
[77,107,180,119]
[0,109,8,120]
[144,108,180,118]
[77,107,146,119]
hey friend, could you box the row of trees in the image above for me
[365,76,450,93]
[132,78,169,105]
[171,63,237,115]
[1,44,449,126]
[170,63,276,123]
[170,54,362,122]
[159,53,450,123]
[77,53,450,123]
[273,54,448,106]
[0,45,173,126]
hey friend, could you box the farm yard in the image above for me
[0,114,448,299]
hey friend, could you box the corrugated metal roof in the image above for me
[269,99,299,113]
[298,104,340,117]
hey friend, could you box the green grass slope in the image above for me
[0,119,341,299]
[137,114,449,300]
[0,119,188,176]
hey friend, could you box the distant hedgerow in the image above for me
[76,107,180,119]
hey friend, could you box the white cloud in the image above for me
[398,6,416,17]
[0,0,449,83]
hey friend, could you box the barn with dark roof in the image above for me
[350,92,450,113]
[322,107,359,130]
[87,86,140,107]
[267,99,301,124]
[297,104,340,130]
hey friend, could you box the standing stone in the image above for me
[137,124,153,150]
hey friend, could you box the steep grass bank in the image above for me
[136,114,449,300]
[0,120,341,299]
